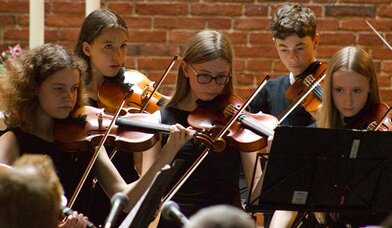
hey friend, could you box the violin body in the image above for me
[188,95,278,152]
[98,69,170,114]
[345,103,392,131]
[54,106,160,153]
[285,61,328,112]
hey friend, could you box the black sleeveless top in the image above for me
[159,107,242,221]
[10,128,91,205]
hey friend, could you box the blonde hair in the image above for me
[166,30,235,107]
[317,46,380,129]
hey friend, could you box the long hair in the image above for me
[74,8,128,83]
[0,43,87,133]
[166,30,235,108]
[317,46,380,129]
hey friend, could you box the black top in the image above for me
[248,75,314,127]
[10,128,92,210]
[157,107,242,227]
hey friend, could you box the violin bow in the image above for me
[366,20,392,51]
[139,56,178,113]
[162,74,271,203]
[67,87,132,209]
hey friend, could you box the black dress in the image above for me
[157,107,242,228]
[9,128,93,216]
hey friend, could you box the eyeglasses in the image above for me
[188,64,231,85]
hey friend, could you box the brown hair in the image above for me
[166,30,235,108]
[0,43,87,133]
[270,4,317,40]
[74,8,128,83]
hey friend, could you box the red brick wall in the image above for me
[1,0,392,104]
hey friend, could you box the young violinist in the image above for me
[74,8,157,223]
[248,3,321,126]
[270,46,387,227]
[143,29,261,228]
[0,43,193,226]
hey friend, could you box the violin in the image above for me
[98,69,171,114]
[54,106,160,153]
[285,61,328,112]
[54,106,220,153]
[344,103,392,131]
[188,94,278,152]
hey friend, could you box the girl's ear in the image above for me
[181,62,189,78]
[82,42,91,57]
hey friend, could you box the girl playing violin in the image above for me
[74,8,156,223]
[270,46,387,227]
[147,30,262,227]
[0,43,193,227]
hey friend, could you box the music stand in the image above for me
[246,126,392,214]
[119,159,184,228]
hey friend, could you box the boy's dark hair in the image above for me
[270,4,317,40]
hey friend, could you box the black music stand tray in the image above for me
[246,126,392,214]
[119,159,184,228]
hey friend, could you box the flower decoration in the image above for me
[0,44,23,73]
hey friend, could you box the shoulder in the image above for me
[0,130,20,164]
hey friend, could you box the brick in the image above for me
[0,15,15,27]
[154,17,205,30]
[128,43,178,57]
[137,57,179,71]
[325,5,375,17]
[381,60,392,72]
[245,5,268,17]
[249,32,274,46]
[379,5,392,18]
[234,18,268,30]
[226,32,247,45]
[317,19,339,31]
[378,74,391,87]
[135,3,188,16]
[50,2,84,14]
[46,15,85,27]
[107,2,133,15]
[129,31,167,43]
[236,72,254,86]
[247,59,273,72]
[4,29,28,41]
[58,28,80,41]
[207,18,231,30]
[0,2,29,13]
[168,31,197,45]
[44,30,59,42]
[17,15,29,26]
[190,4,242,16]
[234,46,277,58]
[123,16,151,29]
[320,33,356,45]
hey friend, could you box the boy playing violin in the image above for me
[248,3,321,126]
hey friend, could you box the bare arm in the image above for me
[240,150,262,203]
[0,131,20,165]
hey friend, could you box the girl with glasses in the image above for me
[144,30,261,228]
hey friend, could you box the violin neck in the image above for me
[116,117,171,133]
